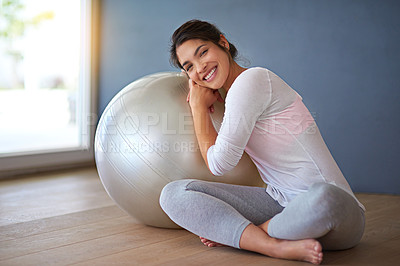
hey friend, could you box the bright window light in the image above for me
[0,0,86,155]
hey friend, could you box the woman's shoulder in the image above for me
[232,67,269,85]
[224,67,273,119]
[238,67,271,79]
[227,67,272,105]
[231,67,272,90]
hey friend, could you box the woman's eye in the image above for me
[186,65,192,72]
[200,49,208,56]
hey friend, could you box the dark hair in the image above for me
[170,20,238,69]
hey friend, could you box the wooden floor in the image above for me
[0,167,399,266]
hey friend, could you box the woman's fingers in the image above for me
[209,104,215,113]
[188,79,220,112]
[189,79,197,88]
[187,79,195,103]
[209,91,223,113]
[214,90,224,103]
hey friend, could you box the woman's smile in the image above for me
[204,67,217,82]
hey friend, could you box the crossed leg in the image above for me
[160,180,364,265]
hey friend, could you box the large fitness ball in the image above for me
[94,72,263,228]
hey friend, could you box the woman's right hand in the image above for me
[187,79,224,113]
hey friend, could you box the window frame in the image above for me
[0,0,99,178]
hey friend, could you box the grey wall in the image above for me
[98,0,400,194]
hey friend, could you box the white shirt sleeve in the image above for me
[207,68,271,175]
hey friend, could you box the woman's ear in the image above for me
[219,34,230,50]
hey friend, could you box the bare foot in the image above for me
[199,237,226,247]
[240,224,323,265]
[269,238,323,265]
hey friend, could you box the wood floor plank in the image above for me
[72,234,206,265]
[161,245,303,266]
[358,196,400,247]
[0,226,188,265]
[77,233,303,266]
[0,167,114,226]
[0,206,128,241]
[324,236,400,266]
[0,216,141,260]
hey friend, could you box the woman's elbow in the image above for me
[208,163,233,176]
[209,168,224,176]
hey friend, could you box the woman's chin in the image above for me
[203,81,223,90]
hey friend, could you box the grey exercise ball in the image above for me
[95,72,263,228]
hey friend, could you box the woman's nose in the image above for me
[197,62,207,74]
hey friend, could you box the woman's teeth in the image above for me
[204,67,216,80]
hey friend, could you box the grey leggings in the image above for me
[159,180,365,250]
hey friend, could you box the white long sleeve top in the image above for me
[207,67,365,210]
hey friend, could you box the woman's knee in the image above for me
[310,183,342,203]
[159,179,195,212]
[309,182,338,195]
[309,183,362,220]
[306,183,348,218]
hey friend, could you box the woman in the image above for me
[159,20,365,265]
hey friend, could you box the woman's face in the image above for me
[176,38,231,90]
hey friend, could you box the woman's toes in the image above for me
[199,236,225,247]
[314,242,322,252]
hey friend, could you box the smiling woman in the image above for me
[170,20,239,91]
[160,20,366,265]
[177,38,234,90]
[0,0,97,177]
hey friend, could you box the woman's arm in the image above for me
[207,68,271,175]
[189,68,271,175]
[188,80,221,171]
[191,107,217,170]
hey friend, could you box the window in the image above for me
[0,0,98,176]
